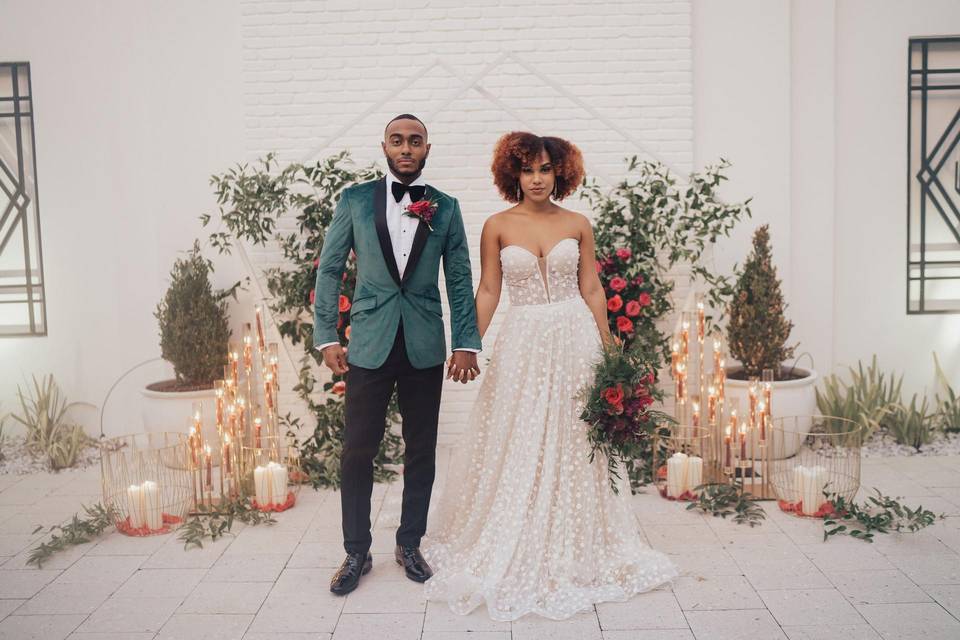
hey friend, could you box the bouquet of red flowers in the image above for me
[579,341,674,494]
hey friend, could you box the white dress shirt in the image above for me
[317,171,478,354]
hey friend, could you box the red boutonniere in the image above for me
[403,198,438,231]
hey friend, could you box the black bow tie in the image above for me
[391,181,426,203]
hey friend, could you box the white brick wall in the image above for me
[240,0,694,441]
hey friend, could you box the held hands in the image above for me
[447,351,480,384]
[322,344,349,375]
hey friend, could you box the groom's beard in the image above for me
[386,155,427,182]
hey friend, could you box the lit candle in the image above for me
[696,301,705,342]
[671,342,680,378]
[237,396,246,439]
[264,374,274,410]
[204,446,212,488]
[707,387,717,425]
[227,403,237,440]
[718,359,726,403]
[681,319,690,358]
[268,343,280,386]
[243,333,253,371]
[255,306,266,351]
[739,422,747,460]
[692,401,700,427]
[215,386,224,431]
[676,363,686,402]
[223,434,232,474]
[749,382,758,429]
[255,418,262,450]
[724,426,732,468]
[188,426,199,467]
[758,402,767,440]
[712,336,722,379]
[230,351,239,386]
[764,382,772,419]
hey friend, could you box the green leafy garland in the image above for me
[685,483,767,527]
[27,503,118,568]
[824,489,944,543]
[203,152,404,488]
[178,498,277,550]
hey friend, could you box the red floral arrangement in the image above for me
[403,198,439,231]
[579,342,674,493]
[596,246,657,345]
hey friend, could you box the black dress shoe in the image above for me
[395,544,433,583]
[330,551,372,595]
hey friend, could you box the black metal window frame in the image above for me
[0,61,47,336]
[908,35,960,315]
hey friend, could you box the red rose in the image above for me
[332,381,346,395]
[625,300,641,317]
[633,275,645,285]
[616,247,632,260]
[635,384,647,397]
[344,325,351,340]
[616,316,634,334]
[644,372,655,384]
[339,295,351,312]
[342,272,348,282]
[640,395,654,407]
[313,258,320,268]
[638,292,652,307]
[607,295,623,312]
[609,276,627,292]
[603,384,624,406]
[309,289,316,304]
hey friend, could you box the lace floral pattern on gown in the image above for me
[423,237,678,621]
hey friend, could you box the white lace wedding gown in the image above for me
[423,237,678,621]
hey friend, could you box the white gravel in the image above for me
[0,435,101,475]
[862,431,960,457]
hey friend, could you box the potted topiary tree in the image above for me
[725,225,817,452]
[141,241,233,434]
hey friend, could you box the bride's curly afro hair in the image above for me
[491,131,584,203]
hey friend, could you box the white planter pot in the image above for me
[140,383,217,442]
[724,366,819,459]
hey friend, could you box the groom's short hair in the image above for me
[385,113,427,137]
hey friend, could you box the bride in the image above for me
[423,132,678,621]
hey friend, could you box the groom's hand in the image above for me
[322,344,349,375]
[447,351,480,384]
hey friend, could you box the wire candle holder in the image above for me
[100,432,193,536]
[768,415,863,518]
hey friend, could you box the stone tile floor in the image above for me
[0,451,957,639]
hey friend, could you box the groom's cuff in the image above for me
[452,348,480,354]
[315,341,340,352]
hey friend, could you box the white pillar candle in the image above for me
[687,456,703,493]
[268,461,287,504]
[254,466,266,505]
[801,465,828,515]
[126,484,145,528]
[141,480,162,530]
[666,452,687,497]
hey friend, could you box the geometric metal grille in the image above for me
[0,62,47,335]
[908,36,960,314]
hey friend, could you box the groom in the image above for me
[313,114,482,595]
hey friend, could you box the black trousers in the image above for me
[341,322,444,555]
